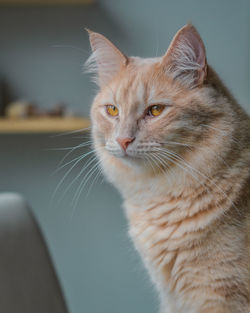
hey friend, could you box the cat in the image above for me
[85,24,250,313]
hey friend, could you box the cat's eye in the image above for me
[147,104,166,117]
[106,105,119,117]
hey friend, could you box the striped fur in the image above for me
[87,24,250,312]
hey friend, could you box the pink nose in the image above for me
[116,137,135,152]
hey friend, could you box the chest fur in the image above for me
[125,190,248,312]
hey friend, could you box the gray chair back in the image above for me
[0,193,69,313]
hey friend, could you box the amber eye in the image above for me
[147,104,166,117]
[106,105,119,117]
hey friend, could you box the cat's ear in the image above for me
[162,24,207,88]
[85,29,128,87]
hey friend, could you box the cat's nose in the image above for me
[116,137,135,152]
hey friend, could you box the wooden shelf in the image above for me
[0,117,90,134]
[0,0,94,5]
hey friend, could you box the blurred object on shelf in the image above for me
[26,104,41,117]
[6,100,69,119]
[1,94,89,134]
[6,100,36,118]
[0,79,15,117]
[46,103,66,117]
[6,100,30,118]
[1,79,74,119]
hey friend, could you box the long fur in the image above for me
[88,24,250,313]
[167,37,202,87]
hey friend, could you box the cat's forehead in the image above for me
[130,56,161,66]
[105,56,171,108]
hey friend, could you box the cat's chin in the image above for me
[112,153,146,166]
[109,152,169,175]
[101,148,146,169]
[104,147,146,162]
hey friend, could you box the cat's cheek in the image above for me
[92,109,114,140]
[97,150,132,193]
[96,149,117,179]
[91,128,105,152]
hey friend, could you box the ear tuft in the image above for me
[85,30,128,88]
[163,24,207,88]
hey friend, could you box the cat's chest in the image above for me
[126,198,190,267]
[125,189,218,282]
[126,191,212,253]
[125,197,216,313]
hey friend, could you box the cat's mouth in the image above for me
[106,148,146,159]
[104,142,162,161]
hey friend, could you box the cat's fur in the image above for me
[86,24,250,313]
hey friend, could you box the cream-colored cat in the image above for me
[86,24,250,313]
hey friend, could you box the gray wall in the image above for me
[0,1,249,313]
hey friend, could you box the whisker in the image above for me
[51,150,95,201]
[160,140,229,169]
[57,155,98,204]
[47,141,92,151]
[50,126,91,138]
[57,140,93,167]
[53,149,94,174]
[154,151,173,175]
[146,154,157,175]
[150,152,168,175]
[155,150,215,206]
[184,124,242,147]
[71,159,102,209]
[86,163,103,196]
[154,147,240,214]
[156,149,200,183]
[160,141,193,147]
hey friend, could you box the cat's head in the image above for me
[86,24,230,180]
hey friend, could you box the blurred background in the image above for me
[0,1,249,313]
